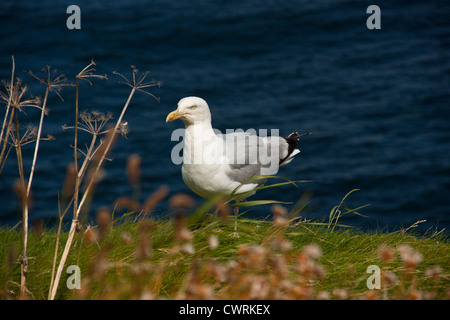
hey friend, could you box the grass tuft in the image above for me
[0,210,448,300]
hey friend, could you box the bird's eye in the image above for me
[189,105,197,110]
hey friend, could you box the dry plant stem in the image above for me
[48,208,63,300]
[0,113,13,172]
[0,100,12,148]
[0,57,15,171]
[13,107,28,295]
[0,56,15,145]
[26,87,48,196]
[73,77,80,234]
[49,63,105,298]
[0,144,12,174]
[47,133,97,299]
[18,83,49,297]
[49,87,136,300]
[48,128,101,297]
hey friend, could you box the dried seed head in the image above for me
[313,264,326,279]
[397,244,413,258]
[96,207,111,237]
[408,254,424,269]
[332,288,348,300]
[28,65,73,101]
[424,291,437,300]
[75,219,83,233]
[13,179,25,205]
[62,163,76,199]
[215,199,231,222]
[140,291,155,300]
[186,282,214,300]
[89,247,110,278]
[83,227,98,244]
[25,124,37,139]
[424,265,442,278]
[274,216,289,228]
[407,288,423,300]
[126,153,141,186]
[119,121,128,137]
[207,235,219,250]
[248,276,270,299]
[316,291,330,300]
[112,66,161,101]
[32,219,43,237]
[138,220,155,234]
[271,236,292,252]
[272,254,288,278]
[205,261,226,283]
[303,244,322,260]
[237,244,249,257]
[248,246,267,268]
[181,243,195,255]
[76,60,107,83]
[296,253,315,276]
[363,290,379,300]
[382,271,398,286]
[174,212,192,242]
[169,193,195,209]
[0,78,42,112]
[141,185,169,216]
[271,204,287,217]
[377,245,396,262]
[136,234,152,259]
[291,285,313,300]
[120,232,133,245]
[13,179,32,210]
[397,244,423,268]
[115,196,140,212]
[272,204,289,228]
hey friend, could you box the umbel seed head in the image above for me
[126,153,141,186]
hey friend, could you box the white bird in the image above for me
[166,97,307,230]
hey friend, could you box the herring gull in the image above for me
[166,97,308,229]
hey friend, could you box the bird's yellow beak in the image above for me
[166,110,185,122]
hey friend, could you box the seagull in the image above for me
[166,97,308,230]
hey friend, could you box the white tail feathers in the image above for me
[280,149,300,166]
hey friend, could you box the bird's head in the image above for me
[166,96,211,125]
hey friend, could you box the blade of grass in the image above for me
[232,200,292,207]
[329,189,360,232]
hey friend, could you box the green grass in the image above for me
[0,212,448,300]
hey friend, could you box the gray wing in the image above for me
[261,136,289,168]
[218,131,286,184]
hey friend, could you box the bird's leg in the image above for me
[233,205,239,231]
[229,203,240,237]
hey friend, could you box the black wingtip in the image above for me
[285,132,300,155]
[279,131,310,165]
[298,132,312,137]
[285,131,311,144]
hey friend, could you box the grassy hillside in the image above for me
[1,208,448,300]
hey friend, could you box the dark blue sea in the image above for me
[0,0,449,233]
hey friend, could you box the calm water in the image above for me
[0,0,449,232]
